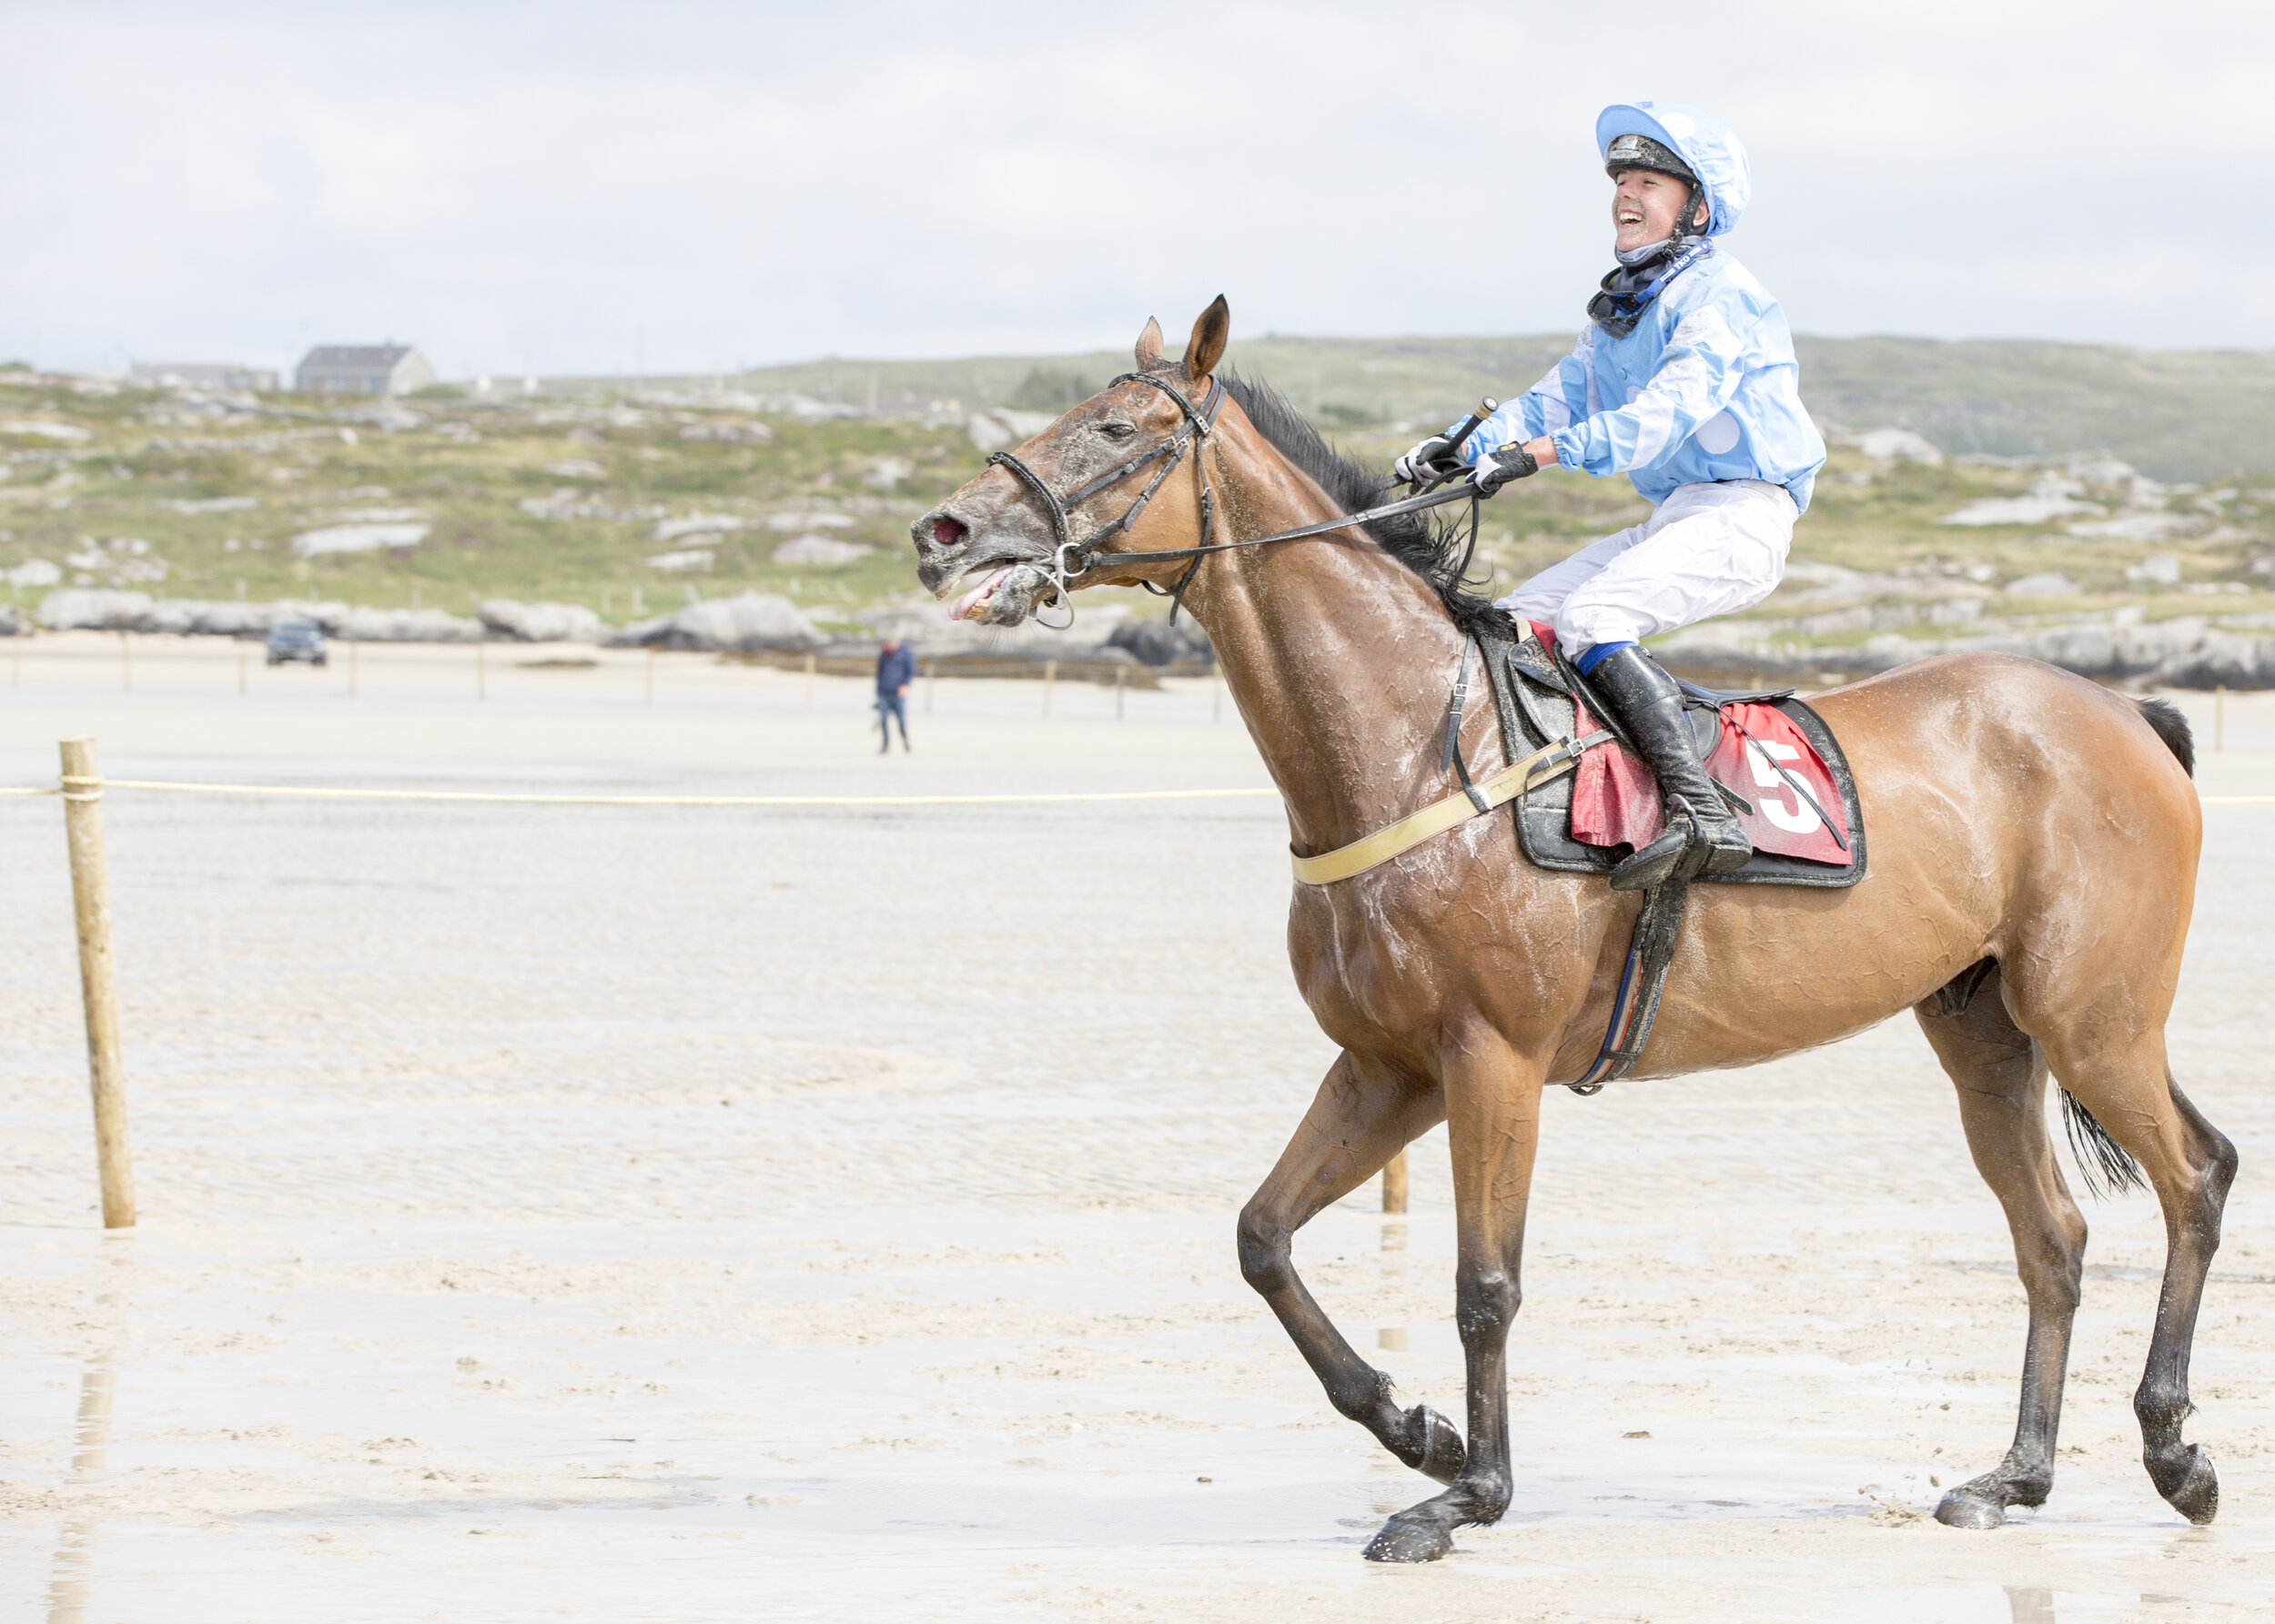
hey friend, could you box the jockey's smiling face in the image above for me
[1611,166,1707,253]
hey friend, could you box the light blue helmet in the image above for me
[1596,101,1750,238]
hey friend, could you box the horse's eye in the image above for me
[1097,421,1138,440]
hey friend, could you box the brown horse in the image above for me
[911,298,2233,1563]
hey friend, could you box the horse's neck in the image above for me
[1184,423,1473,855]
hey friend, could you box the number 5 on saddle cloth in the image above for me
[1482,621,1866,891]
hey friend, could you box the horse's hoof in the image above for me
[1363,1512,1452,1563]
[1934,1489,2006,1529]
[1408,1405,1466,1486]
[2154,1446,2219,1525]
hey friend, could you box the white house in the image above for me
[293,344,437,397]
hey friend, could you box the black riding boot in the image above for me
[1583,645,1752,891]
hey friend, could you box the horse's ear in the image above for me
[1133,317,1164,371]
[1184,295,1229,381]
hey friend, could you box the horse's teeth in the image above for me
[949,566,1015,621]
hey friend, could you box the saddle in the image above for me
[1479,624,1866,890]
[1470,620,1868,1093]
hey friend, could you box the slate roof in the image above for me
[298,345,414,371]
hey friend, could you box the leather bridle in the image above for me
[982,369,1226,628]
[979,366,1484,628]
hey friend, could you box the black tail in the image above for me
[2061,1089,2149,1198]
[2138,697,2195,777]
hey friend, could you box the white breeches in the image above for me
[1495,479,1797,651]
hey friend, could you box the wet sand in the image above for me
[3,634,2273,1621]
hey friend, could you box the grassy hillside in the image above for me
[4,358,2271,652]
[0,376,980,630]
[712,334,2275,483]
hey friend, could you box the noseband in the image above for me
[983,370,1226,628]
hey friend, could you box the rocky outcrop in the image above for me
[1659,611,2275,690]
[607,591,824,651]
[38,588,154,630]
[1107,615,1215,667]
[332,606,485,642]
[35,590,483,640]
[479,600,604,642]
[858,599,1134,661]
[138,600,275,636]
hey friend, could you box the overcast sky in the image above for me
[5,0,2269,378]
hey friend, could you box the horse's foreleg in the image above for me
[1364,1027,1542,1564]
[1237,1053,1459,1481]
[1913,976,2086,1528]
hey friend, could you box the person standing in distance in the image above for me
[1394,101,1825,892]
[875,636,915,753]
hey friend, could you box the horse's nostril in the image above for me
[932,516,968,548]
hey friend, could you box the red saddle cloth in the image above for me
[1531,627,1851,867]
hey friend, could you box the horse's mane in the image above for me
[1214,368,1506,639]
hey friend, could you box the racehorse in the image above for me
[910,298,2232,1562]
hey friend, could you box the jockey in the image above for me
[1396,101,1825,892]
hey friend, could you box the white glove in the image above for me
[1392,435,1459,486]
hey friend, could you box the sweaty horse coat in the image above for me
[912,299,2232,1564]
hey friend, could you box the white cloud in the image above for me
[4,0,2271,378]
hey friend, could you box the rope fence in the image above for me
[9,739,1288,1233]
[9,736,2273,1233]
[11,781,2272,804]
[43,780,1282,808]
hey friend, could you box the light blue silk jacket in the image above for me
[1459,101,1826,513]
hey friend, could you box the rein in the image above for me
[983,368,1485,625]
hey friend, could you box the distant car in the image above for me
[266,619,328,666]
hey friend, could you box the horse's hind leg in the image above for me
[2025,1022,2238,1524]
[2051,1051,2236,1522]
[1914,965,2087,1528]
[1237,1053,1461,1484]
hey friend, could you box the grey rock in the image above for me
[772,534,872,567]
[607,590,824,651]
[2004,571,2079,596]
[479,600,604,642]
[1107,616,1215,666]
[38,588,153,629]
[1855,428,1942,465]
[334,606,485,642]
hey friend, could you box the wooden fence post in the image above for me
[1381,1148,1409,1215]
[57,739,136,1229]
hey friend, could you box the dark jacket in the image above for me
[875,643,916,696]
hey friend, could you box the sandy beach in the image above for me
[3,631,2272,1622]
